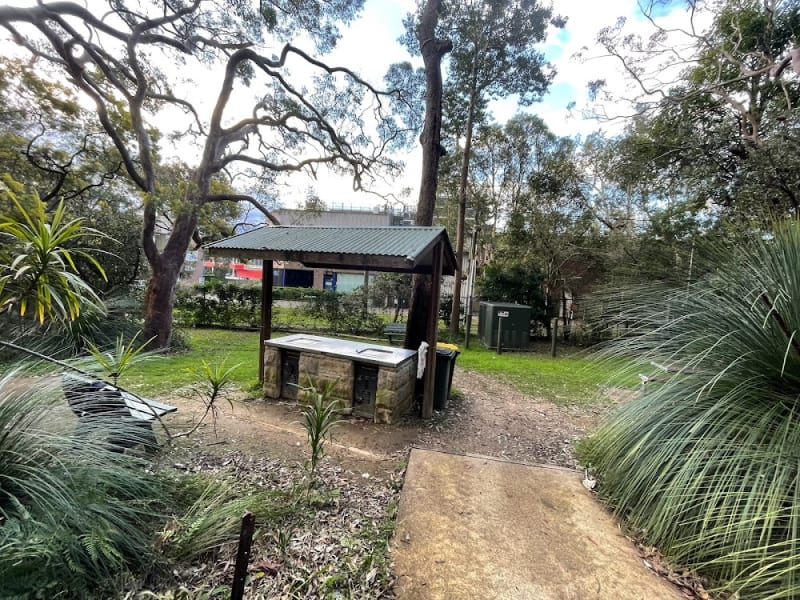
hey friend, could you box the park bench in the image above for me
[62,373,176,449]
[383,322,407,345]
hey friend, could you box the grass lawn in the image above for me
[127,328,632,405]
[126,328,262,395]
[455,343,634,405]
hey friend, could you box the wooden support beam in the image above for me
[422,241,443,418]
[259,259,273,383]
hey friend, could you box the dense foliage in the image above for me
[580,222,800,598]
[0,375,164,597]
[0,0,406,348]
[477,263,548,325]
[304,288,385,335]
[174,282,385,335]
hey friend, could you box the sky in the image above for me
[299,0,708,211]
[0,0,707,212]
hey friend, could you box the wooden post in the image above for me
[422,242,443,418]
[259,259,273,383]
[231,511,256,600]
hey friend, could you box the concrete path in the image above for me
[392,449,683,600]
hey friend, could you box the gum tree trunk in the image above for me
[404,0,452,352]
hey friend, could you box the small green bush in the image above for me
[0,373,164,598]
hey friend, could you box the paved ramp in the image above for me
[392,449,682,600]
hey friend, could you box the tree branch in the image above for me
[204,194,280,225]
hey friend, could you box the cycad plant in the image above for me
[580,222,800,598]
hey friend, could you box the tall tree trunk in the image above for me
[142,203,199,348]
[449,55,479,336]
[404,0,452,352]
[142,260,180,348]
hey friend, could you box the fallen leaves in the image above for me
[150,451,401,599]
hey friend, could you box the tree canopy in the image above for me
[0,0,408,347]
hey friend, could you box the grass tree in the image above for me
[581,222,800,598]
[0,373,163,597]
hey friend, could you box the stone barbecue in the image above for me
[263,334,417,423]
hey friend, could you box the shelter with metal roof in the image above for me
[204,226,456,274]
[204,226,456,418]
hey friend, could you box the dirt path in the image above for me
[161,367,614,476]
[414,369,611,468]
[393,449,684,600]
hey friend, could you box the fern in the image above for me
[82,524,125,568]
[0,371,163,597]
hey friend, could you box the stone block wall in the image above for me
[263,344,417,423]
[298,353,354,413]
[375,358,416,424]
[263,346,281,399]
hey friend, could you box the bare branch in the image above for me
[204,194,280,225]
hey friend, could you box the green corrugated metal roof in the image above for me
[204,226,457,275]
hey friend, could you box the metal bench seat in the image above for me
[62,373,176,449]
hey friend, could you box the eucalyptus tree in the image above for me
[0,0,407,348]
[394,0,453,354]
[437,0,555,333]
[492,116,595,337]
[0,57,129,209]
[591,0,800,220]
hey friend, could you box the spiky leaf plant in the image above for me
[0,370,163,597]
[0,195,107,324]
[158,474,296,562]
[85,330,154,385]
[581,223,800,598]
[300,380,340,483]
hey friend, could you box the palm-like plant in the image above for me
[300,380,340,483]
[0,193,106,324]
[171,359,240,439]
[581,223,800,598]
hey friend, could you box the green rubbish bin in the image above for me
[433,347,460,411]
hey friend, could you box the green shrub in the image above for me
[305,288,382,335]
[272,286,309,301]
[175,282,383,335]
[174,282,261,328]
[581,222,800,598]
[0,372,164,598]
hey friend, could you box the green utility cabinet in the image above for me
[477,302,531,350]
